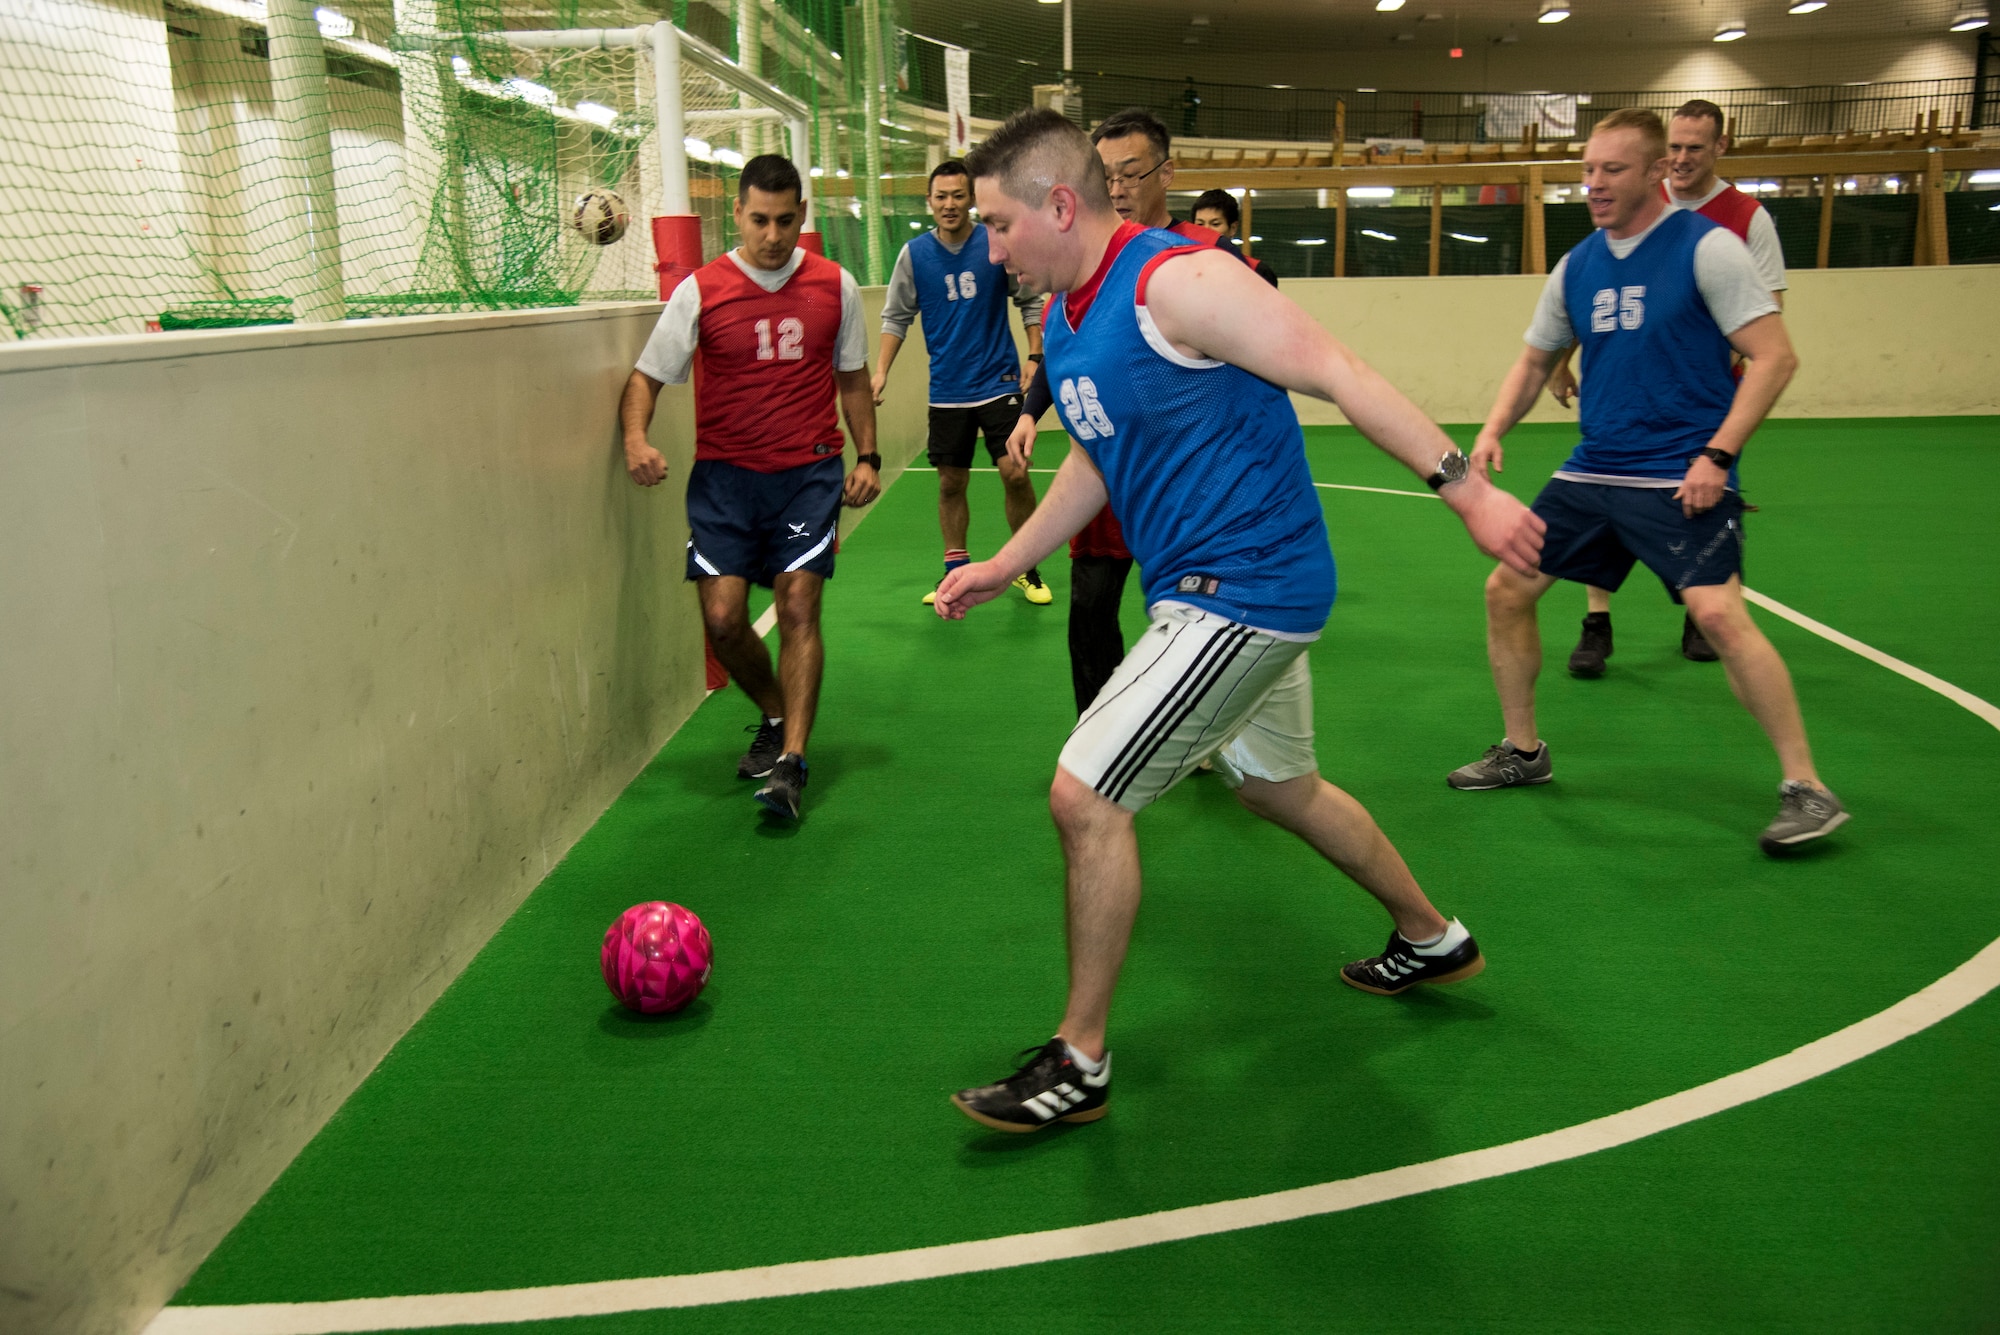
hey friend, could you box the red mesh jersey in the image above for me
[1071,506,1131,560]
[1663,181,1761,242]
[692,251,846,473]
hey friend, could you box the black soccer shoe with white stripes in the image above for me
[952,1038,1111,1133]
[1341,919,1486,997]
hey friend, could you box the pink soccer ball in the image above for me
[601,902,712,1014]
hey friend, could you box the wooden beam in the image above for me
[1171,146,2000,195]
[1334,98,1347,167]
[1429,181,1442,277]
[1921,155,1950,265]
[1817,172,1836,269]
[1334,170,1348,278]
[1524,165,1545,275]
[1241,189,1254,259]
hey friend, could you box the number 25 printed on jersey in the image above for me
[1590,286,1646,334]
[1059,376,1117,441]
[755,317,805,361]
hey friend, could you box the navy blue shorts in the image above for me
[684,457,843,587]
[1531,479,1744,603]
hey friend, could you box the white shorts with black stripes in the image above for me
[1058,602,1320,812]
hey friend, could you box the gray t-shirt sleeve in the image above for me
[1745,205,1788,292]
[633,278,702,384]
[1010,274,1044,330]
[1694,229,1781,337]
[837,267,868,372]
[1524,253,1574,350]
[880,245,918,339]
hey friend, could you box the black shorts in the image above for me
[926,394,1023,469]
[684,456,843,587]
[1531,478,1745,603]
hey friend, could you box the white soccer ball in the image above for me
[572,189,630,245]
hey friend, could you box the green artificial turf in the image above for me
[174,417,2000,1331]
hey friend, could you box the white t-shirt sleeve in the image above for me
[1694,229,1781,337]
[1524,253,1574,350]
[1745,205,1788,293]
[633,279,702,385]
[836,267,868,372]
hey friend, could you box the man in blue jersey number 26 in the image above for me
[932,109,1546,1134]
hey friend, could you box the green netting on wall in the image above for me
[0,0,928,339]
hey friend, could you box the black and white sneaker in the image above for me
[1568,612,1613,678]
[1341,919,1485,996]
[952,1037,1111,1133]
[753,752,807,820]
[736,717,785,780]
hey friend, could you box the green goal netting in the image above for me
[0,0,940,339]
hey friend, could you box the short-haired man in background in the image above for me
[1191,188,1279,287]
[620,155,879,821]
[1452,109,1848,856]
[1548,98,1789,676]
[875,160,1053,606]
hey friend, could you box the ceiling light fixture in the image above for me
[1538,0,1570,24]
[1713,20,1748,40]
[1950,7,1989,29]
[1374,0,1405,11]
[1787,0,1826,13]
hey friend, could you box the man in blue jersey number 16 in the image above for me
[932,109,1546,1134]
[1449,108,1850,855]
[874,160,1054,606]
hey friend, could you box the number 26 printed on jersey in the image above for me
[1590,286,1646,334]
[754,317,805,361]
[1058,376,1116,441]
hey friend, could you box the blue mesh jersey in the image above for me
[906,225,1023,407]
[1561,207,1740,485]
[1044,226,1336,636]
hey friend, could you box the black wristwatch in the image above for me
[1695,447,1736,469]
[1425,448,1470,491]
[1028,353,1045,363]
[854,452,882,471]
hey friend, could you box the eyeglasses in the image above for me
[1104,157,1168,190]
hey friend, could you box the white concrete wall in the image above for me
[1283,263,2000,428]
[0,292,926,1335]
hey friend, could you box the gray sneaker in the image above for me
[1447,740,1553,790]
[1759,780,1849,853]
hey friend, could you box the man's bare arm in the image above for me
[871,332,904,404]
[1144,250,1545,575]
[933,448,1108,618]
[837,367,881,507]
[621,370,667,487]
[1673,311,1797,517]
[1472,342,1567,475]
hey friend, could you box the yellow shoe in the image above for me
[921,583,939,606]
[1014,569,1054,605]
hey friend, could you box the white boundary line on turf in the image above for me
[148,554,2000,1335]
[903,468,1434,500]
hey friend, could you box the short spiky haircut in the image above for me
[738,154,803,205]
[1090,106,1171,160]
[1192,188,1239,227]
[1592,107,1667,163]
[965,108,1112,212]
[1672,99,1727,141]
[928,159,971,191]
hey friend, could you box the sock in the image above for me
[1061,1039,1106,1074]
[943,548,970,573]
[764,715,784,728]
[1583,611,1610,625]
[1403,919,1470,956]
[1508,740,1542,760]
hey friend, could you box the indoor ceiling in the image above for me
[906,0,1988,77]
